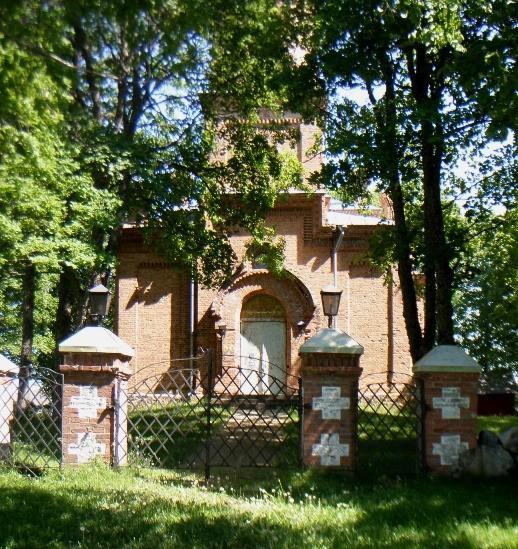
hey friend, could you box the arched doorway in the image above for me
[240,294,286,394]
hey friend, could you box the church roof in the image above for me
[326,210,384,226]
[325,198,393,227]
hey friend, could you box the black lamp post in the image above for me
[88,284,110,325]
[320,285,342,328]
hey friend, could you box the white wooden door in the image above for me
[240,321,286,394]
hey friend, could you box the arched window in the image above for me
[241,294,286,322]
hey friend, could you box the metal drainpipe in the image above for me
[332,226,345,327]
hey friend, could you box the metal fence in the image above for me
[0,366,63,474]
[357,372,424,476]
[115,352,302,478]
[0,360,426,478]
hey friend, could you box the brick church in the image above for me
[115,112,414,389]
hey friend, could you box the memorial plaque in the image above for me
[432,434,469,466]
[68,432,106,464]
[70,386,107,419]
[432,387,469,419]
[311,433,349,466]
[312,386,350,420]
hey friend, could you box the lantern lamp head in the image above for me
[88,284,110,325]
[320,285,342,328]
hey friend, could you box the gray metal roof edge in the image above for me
[299,328,365,356]
[413,344,480,373]
[58,326,134,357]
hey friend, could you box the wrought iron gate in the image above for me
[0,366,63,473]
[357,373,423,477]
[118,352,302,478]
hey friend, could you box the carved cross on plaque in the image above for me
[311,433,349,466]
[68,432,106,464]
[432,387,470,419]
[70,386,107,419]
[432,434,469,466]
[312,386,350,420]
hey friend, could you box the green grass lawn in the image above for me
[0,464,517,548]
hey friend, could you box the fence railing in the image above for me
[0,366,63,474]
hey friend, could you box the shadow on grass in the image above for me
[357,406,422,479]
[357,438,420,479]
[0,467,517,548]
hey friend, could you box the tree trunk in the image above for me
[408,45,456,351]
[421,131,438,352]
[430,121,455,344]
[55,265,80,345]
[18,262,36,406]
[20,263,35,371]
[380,62,424,361]
[391,184,425,361]
[420,114,455,348]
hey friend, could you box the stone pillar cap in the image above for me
[299,327,364,355]
[59,326,134,358]
[0,354,19,373]
[413,344,480,373]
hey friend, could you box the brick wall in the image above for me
[116,234,191,388]
[116,121,414,387]
[117,200,414,387]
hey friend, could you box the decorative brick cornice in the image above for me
[211,268,316,325]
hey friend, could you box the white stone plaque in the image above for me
[432,434,469,466]
[313,386,350,420]
[311,433,349,466]
[432,387,469,419]
[68,432,106,464]
[70,386,107,419]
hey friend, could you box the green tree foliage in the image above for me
[0,43,119,365]
[290,0,515,361]
[455,208,518,388]
[0,0,303,365]
[454,146,518,387]
[209,0,516,374]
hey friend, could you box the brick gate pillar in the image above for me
[413,345,481,474]
[299,328,363,470]
[59,327,134,466]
